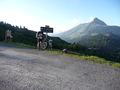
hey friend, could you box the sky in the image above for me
[0,0,120,34]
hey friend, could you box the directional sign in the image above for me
[40,27,53,33]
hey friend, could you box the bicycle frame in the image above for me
[38,32,48,50]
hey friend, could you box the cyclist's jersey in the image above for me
[6,30,12,38]
[36,32,43,40]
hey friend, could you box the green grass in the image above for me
[46,49,120,68]
[1,41,36,49]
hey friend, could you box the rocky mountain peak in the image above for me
[91,18,107,25]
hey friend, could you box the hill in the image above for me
[0,21,68,49]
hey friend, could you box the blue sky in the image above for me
[0,0,119,34]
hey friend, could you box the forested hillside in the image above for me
[0,21,68,49]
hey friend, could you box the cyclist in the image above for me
[5,30,13,42]
[36,31,43,49]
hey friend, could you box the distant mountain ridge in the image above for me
[57,18,120,62]
[58,18,120,43]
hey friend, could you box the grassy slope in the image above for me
[47,49,120,68]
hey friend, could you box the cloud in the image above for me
[0,10,44,31]
[72,18,80,24]
[88,17,95,22]
[0,10,70,34]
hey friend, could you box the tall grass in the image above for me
[47,49,120,68]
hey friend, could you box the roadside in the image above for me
[1,42,120,67]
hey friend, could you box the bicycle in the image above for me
[38,33,48,50]
[37,26,53,50]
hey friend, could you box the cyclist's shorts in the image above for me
[38,39,42,42]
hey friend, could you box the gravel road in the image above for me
[0,43,120,90]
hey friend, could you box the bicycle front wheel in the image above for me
[40,42,47,50]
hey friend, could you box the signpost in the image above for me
[40,26,53,33]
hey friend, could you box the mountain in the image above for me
[58,18,120,43]
[0,21,68,49]
[57,18,120,62]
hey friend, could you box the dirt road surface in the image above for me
[0,43,120,90]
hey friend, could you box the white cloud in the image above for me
[48,24,73,34]
[72,18,80,24]
[0,10,45,31]
[87,17,95,22]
